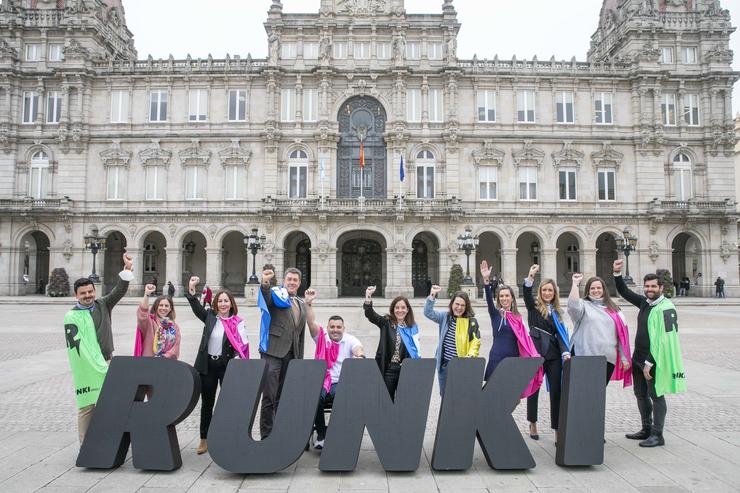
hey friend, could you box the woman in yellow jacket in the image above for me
[424,284,481,395]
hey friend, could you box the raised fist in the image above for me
[189,276,200,289]
[572,273,584,284]
[613,259,624,273]
[123,249,133,271]
[430,284,442,297]
[304,288,317,304]
[365,286,377,298]
[528,264,540,278]
[144,284,156,296]
[262,269,275,283]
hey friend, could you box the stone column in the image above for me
[500,248,517,290]
[581,247,597,279]
[165,246,182,296]
[542,248,558,284]
[205,247,223,292]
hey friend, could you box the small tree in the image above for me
[656,269,674,298]
[448,264,464,297]
[48,267,70,297]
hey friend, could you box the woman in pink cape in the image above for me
[134,283,181,359]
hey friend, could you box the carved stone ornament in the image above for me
[338,0,386,16]
[472,140,505,166]
[551,142,584,169]
[719,241,732,263]
[0,38,18,58]
[218,140,252,167]
[100,140,132,168]
[179,141,212,167]
[512,140,545,167]
[591,143,624,169]
[139,140,172,167]
[648,240,660,263]
[63,39,91,59]
[62,239,73,261]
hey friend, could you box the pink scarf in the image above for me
[134,326,144,357]
[314,327,340,393]
[219,315,249,359]
[505,311,544,398]
[606,309,633,387]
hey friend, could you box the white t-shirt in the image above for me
[313,331,362,384]
[208,319,248,356]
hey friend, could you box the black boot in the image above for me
[625,427,651,440]
[639,433,665,447]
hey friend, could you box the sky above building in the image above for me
[122,0,740,114]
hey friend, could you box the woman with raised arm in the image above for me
[185,276,249,456]
[135,283,181,359]
[567,272,632,387]
[424,284,480,395]
[522,264,570,441]
[363,285,421,398]
[481,260,543,397]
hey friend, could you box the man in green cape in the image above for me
[614,259,687,448]
[65,251,134,443]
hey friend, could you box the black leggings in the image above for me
[526,357,563,429]
[383,365,401,399]
[199,356,228,439]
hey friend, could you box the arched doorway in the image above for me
[103,231,127,294]
[284,232,311,297]
[337,96,387,198]
[556,233,581,293]
[411,232,440,297]
[516,232,543,288]
[672,232,702,291]
[19,231,50,295]
[337,231,386,297]
[475,232,502,296]
[222,231,247,293]
[596,232,618,295]
[181,231,207,294]
[141,231,167,293]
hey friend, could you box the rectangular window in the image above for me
[518,167,537,201]
[185,166,205,200]
[556,92,575,124]
[281,89,296,122]
[416,165,435,199]
[479,167,498,200]
[303,42,319,59]
[149,90,168,122]
[559,169,577,201]
[682,46,697,64]
[22,91,39,124]
[353,42,371,59]
[281,42,297,59]
[428,89,443,122]
[682,94,700,126]
[29,165,47,198]
[517,90,535,123]
[25,44,41,61]
[110,90,129,123]
[594,92,613,124]
[406,42,421,59]
[407,89,421,122]
[428,42,443,60]
[333,42,347,59]
[47,44,63,62]
[377,42,392,59]
[228,89,247,122]
[188,89,208,122]
[477,90,496,122]
[661,94,677,126]
[303,88,318,122]
[289,165,307,198]
[106,166,125,200]
[46,91,61,124]
[660,47,674,64]
[145,166,165,200]
[225,165,241,200]
[597,169,616,201]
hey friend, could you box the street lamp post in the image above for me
[615,228,638,285]
[83,227,106,283]
[457,226,479,286]
[244,228,267,284]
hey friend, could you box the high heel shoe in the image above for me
[529,423,539,441]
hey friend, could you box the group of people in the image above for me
[63,251,686,456]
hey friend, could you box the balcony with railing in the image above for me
[0,196,71,212]
[647,198,736,215]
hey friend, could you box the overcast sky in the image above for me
[122,0,740,114]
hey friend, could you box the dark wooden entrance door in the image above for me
[340,239,383,297]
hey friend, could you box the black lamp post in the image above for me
[84,227,106,283]
[615,228,638,285]
[457,226,479,285]
[244,228,266,284]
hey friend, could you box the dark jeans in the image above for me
[314,383,337,440]
[526,357,563,429]
[438,360,449,396]
[259,349,295,439]
[632,364,667,434]
[200,356,228,439]
[383,364,401,399]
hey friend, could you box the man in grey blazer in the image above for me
[259,267,307,439]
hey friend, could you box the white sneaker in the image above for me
[314,439,325,450]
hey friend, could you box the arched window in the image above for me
[29,151,49,199]
[673,152,692,201]
[416,150,435,199]
[288,149,309,198]
[143,243,158,273]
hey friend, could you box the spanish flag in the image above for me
[359,142,365,169]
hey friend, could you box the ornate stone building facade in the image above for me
[0,0,737,297]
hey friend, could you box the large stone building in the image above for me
[0,0,737,298]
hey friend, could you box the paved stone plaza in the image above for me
[0,296,739,492]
